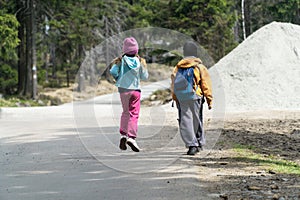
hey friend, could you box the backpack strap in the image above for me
[193,64,204,94]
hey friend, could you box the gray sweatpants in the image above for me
[177,97,205,148]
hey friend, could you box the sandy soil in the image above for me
[195,112,300,200]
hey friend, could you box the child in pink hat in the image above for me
[110,37,148,152]
[122,37,139,55]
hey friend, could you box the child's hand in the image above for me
[208,105,212,110]
[113,57,121,64]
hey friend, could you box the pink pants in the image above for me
[119,90,141,139]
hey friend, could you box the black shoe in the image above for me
[187,146,199,155]
[119,136,127,150]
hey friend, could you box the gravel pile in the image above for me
[211,22,300,112]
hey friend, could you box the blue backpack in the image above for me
[174,67,198,101]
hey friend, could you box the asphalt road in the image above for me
[0,80,217,200]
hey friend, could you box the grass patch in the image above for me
[232,144,300,175]
[0,96,46,107]
[233,143,256,151]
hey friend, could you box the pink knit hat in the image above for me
[122,37,139,55]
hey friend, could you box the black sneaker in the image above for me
[119,136,127,150]
[187,146,199,155]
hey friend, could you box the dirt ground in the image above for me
[196,114,300,200]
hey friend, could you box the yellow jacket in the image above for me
[171,57,213,108]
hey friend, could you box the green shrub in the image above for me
[0,64,18,95]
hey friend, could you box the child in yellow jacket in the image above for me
[171,41,213,155]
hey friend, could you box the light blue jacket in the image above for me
[109,55,148,90]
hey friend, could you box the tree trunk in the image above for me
[17,0,36,98]
[77,44,85,92]
[244,0,252,37]
[103,16,114,82]
[17,19,26,95]
[241,0,247,40]
[233,10,240,42]
[50,43,56,79]
[25,10,33,97]
[89,52,98,87]
[16,0,26,96]
[31,0,37,99]
[45,53,50,83]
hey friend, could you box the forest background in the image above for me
[0,0,299,104]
